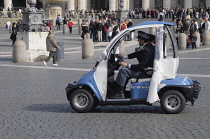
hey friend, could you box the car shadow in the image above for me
[91,105,165,114]
[24,103,165,114]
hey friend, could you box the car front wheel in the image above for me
[69,88,95,113]
[160,90,186,114]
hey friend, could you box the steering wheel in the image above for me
[116,55,124,62]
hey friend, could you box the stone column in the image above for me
[78,0,86,10]
[142,0,150,9]
[129,0,134,10]
[67,0,75,11]
[163,0,171,9]
[150,0,156,9]
[109,0,116,11]
[206,0,210,7]
[4,0,12,11]
[124,0,129,11]
[184,0,192,9]
[87,0,91,11]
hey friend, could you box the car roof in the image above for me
[130,21,174,28]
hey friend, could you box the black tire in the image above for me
[69,89,95,113]
[160,90,186,114]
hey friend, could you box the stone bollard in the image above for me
[12,40,26,63]
[149,27,156,35]
[78,19,82,35]
[203,30,210,46]
[195,32,200,48]
[82,33,94,59]
[63,24,68,34]
[178,33,187,50]
[52,19,56,27]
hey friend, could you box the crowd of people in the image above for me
[173,10,210,49]
[6,6,210,49]
[79,18,133,42]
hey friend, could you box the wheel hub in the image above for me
[165,95,181,109]
[74,93,89,108]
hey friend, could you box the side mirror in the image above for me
[97,50,107,62]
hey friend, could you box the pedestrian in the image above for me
[68,19,74,34]
[183,19,190,34]
[111,19,119,39]
[10,23,17,46]
[6,21,10,31]
[189,33,197,49]
[127,19,133,41]
[89,20,97,42]
[56,14,62,30]
[103,20,109,42]
[96,20,103,42]
[108,23,113,42]
[119,19,128,31]
[43,27,60,66]
[63,17,68,25]
[47,21,53,30]
[204,16,210,30]
[189,19,197,35]
[81,21,89,39]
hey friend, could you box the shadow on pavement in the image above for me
[25,103,164,114]
[91,105,165,114]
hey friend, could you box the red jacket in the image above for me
[48,22,52,27]
[68,21,73,27]
[103,24,108,31]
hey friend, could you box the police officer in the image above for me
[109,31,155,99]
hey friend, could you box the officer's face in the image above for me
[138,38,144,46]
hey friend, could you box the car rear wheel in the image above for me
[70,89,95,113]
[160,90,186,114]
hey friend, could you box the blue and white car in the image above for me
[66,21,201,114]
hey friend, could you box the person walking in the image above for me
[10,23,17,46]
[6,21,10,31]
[56,15,62,30]
[67,19,74,34]
[47,21,53,30]
[43,28,60,66]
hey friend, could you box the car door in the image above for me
[147,25,179,103]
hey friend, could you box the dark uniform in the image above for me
[110,31,155,99]
[115,42,155,88]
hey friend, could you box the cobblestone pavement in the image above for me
[0,19,210,139]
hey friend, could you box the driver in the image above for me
[109,31,155,99]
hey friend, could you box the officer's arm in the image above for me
[130,48,151,71]
[127,51,142,59]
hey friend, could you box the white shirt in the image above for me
[205,21,210,30]
[6,21,10,26]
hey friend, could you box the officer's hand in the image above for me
[119,61,128,67]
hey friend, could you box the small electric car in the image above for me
[66,21,201,114]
